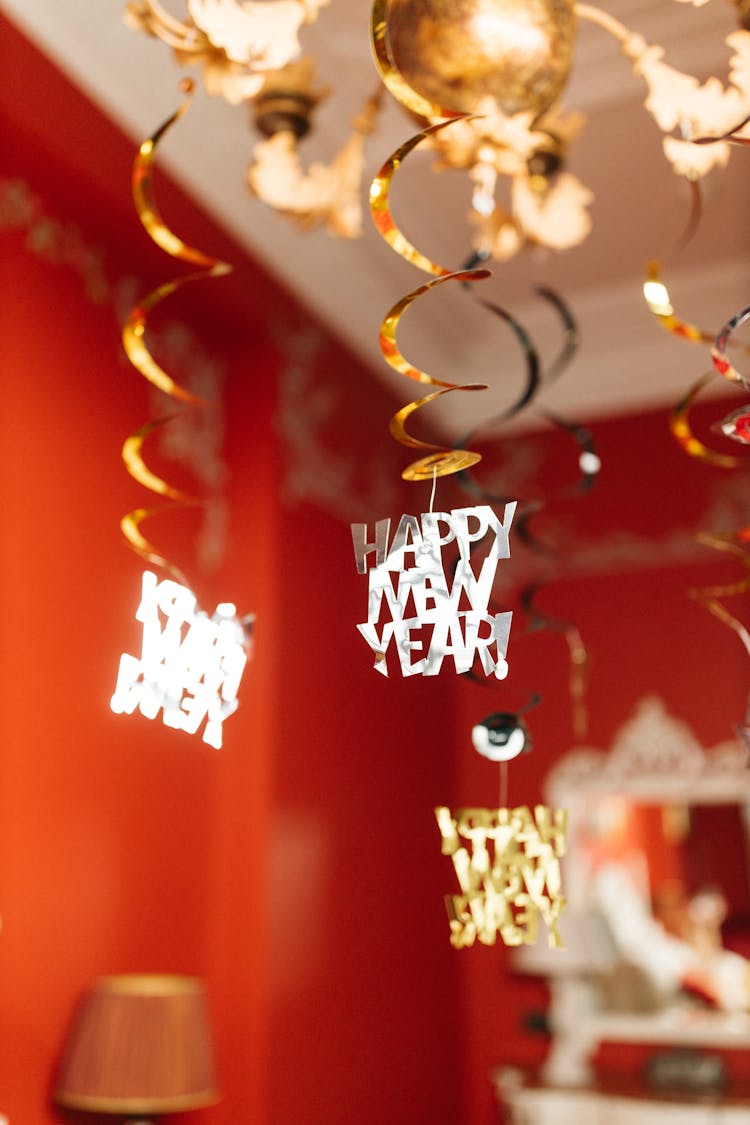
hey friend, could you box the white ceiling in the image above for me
[4,0,750,434]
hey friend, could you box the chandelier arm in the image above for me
[574,3,631,46]
[152,28,203,53]
[143,0,196,39]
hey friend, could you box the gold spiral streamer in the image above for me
[132,88,218,266]
[379,268,490,478]
[121,83,232,579]
[379,269,491,385]
[670,373,743,469]
[642,261,715,345]
[123,416,196,502]
[712,305,750,387]
[370,119,475,275]
[520,584,589,739]
[368,0,497,481]
[389,388,487,479]
[648,251,750,652]
[369,108,493,475]
[690,531,750,658]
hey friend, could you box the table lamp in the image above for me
[54,974,218,1125]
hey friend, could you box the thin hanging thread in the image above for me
[428,462,438,514]
[499,760,509,809]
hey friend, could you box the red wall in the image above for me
[0,17,462,1125]
[443,409,750,1125]
[3,15,750,1125]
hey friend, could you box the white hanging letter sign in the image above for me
[110,570,254,748]
[351,503,516,678]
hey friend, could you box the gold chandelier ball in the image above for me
[383,0,577,117]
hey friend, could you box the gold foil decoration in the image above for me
[369,119,473,274]
[368,106,493,476]
[379,268,490,478]
[713,304,750,386]
[670,373,743,469]
[435,804,567,949]
[690,530,750,658]
[642,261,715,346]
[122,82,231,577]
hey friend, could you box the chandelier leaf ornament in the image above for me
[111,82,254,750]
[246,80,384,238]
[126,0,387,237]
[125,0,330,102]
[577,3,750,177]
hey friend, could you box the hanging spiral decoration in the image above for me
[643,197,750,662]
[369,0,596,734]
[369,0,510,481]
[121,81,231,585]
[370,125,492,479]
[451,289,598,736]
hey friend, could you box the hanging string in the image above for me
[499,760,509,810]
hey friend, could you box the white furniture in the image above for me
[512,697,750,1087]
[495,1070,750,1124]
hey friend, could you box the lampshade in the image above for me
[54,974,218,1116]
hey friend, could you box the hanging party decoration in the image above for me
[351,502,516,677]
[113,82,253,746]
[642,166,750,670]
[369,5,503,479]
[370,122,491,479]
[449,289,599,737]
[366,0,601,727]
[434,803,568,949]
[111,571,254,749]
[643,264,750,466]
[471,709,531,762]
[437,697,567,950]
[718,401,750,444]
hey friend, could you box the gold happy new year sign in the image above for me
[435,804,568,950]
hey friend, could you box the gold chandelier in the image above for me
[125,0,750,258]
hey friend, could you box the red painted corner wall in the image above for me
[1,17,462,1125]
[4,15,750,1125]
